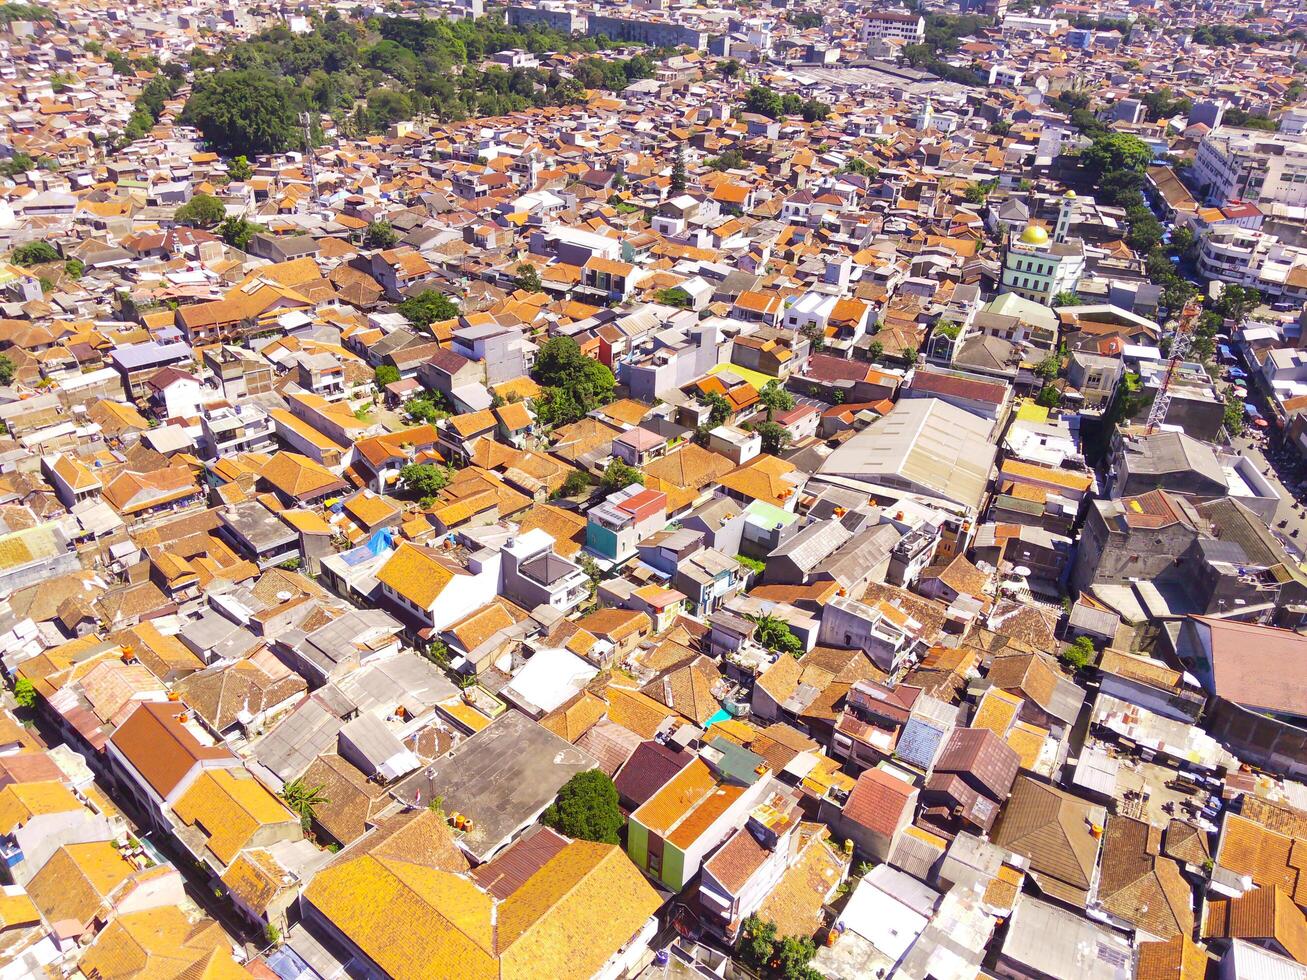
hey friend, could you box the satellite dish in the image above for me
[1013,566,1032,578]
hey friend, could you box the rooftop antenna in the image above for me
[300,112,319,207]
[1145,297,1201,435]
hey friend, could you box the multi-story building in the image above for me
[506,4,583,33]
[199,403,276,459]
[586,14,709,50]
[586,486,669,562]
[860,10,925,44]
[1000,194,1085,305]
[1196,225,1307,301]
[1192,128,1307,207]
[499,528,590,614]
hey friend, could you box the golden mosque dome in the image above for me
[1019,223,1050,245]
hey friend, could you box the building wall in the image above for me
[507,5,581,33]
[1070,507,1196,595]
[1206,698,1307,778]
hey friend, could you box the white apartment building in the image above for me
[1192,127,1307,207]
[1196,225,1307,301]
[861,10,925,44]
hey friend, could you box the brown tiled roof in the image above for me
[1203,887,1307,964]
[301,753,390,847]
[613,740,694,810]
[991,776,1100,907]
[109,701,233,799]
[1096,815,1193,940]
[1135,934,1208,980]
[574,721,643,777]
[470,825,568,900]
[755,824,844,939]
[1216,812,1307,908]
[843,768,915,837]
[703,825,770,894]
[932,727,1020,801]
[1162,820,1211,867]
[539,691,607,743]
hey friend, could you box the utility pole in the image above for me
[300,112,319,207]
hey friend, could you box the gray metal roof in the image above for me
[819,398,996,512]
[253,698,344,782]
[1000,897,1132,980]
[393,710,597,863]
[340,711,409,772]
[770,517,852,572]
[814,523,900,588]
[333,649,457,716]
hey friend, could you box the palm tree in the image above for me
[749,613,803,656]
[282,778,328,831]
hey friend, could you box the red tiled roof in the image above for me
[843,767,915,837]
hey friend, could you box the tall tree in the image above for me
[541,770,623,844]
[174,193,226,229]
[364,220,398,249]
[397,290,459,329]
[758,380,794,420]
[670,145,687,193]
[531,336,615,426]
[184,69,297,157]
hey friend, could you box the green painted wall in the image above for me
[627,819,648,871]
[586,523,619,560]
[662,843,686,890]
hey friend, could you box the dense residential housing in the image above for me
[0,0,1304,978]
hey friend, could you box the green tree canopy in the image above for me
[758,380,794,420]
[227,154,254,181]
[174,193,227,229]
[400,463,452,499]
[12,677,35,708]
[1082,132,1152,180]
[531,336,616,426]
[800,98,830,123]
[742,84,784,119]
[751,613,804,657]
[364,220,398,249]
[656,287,693,309]
[281,778,328,831]
[1212,284,1260,320]
[670,146,687,192]
[374,364,400,387]
[699,391,732,428]
[1062,635,1095,670]
[753,419,790,456]
[10,241,59,266]
[184,69,298,157]
[707,149,746,171]
[514,263,542,292]
[556,469,592,498]
[541,770,623,844]
[397,290,459,329]
[739,916,778,973]
[217,216,264,251]
[600,458,643,491]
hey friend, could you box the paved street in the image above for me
[1230,431,1307,562]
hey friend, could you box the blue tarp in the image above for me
[1218,344,1232,358]
[366,527,395,556]
[1228,367,1247,378]
[1243,402,1260,417]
